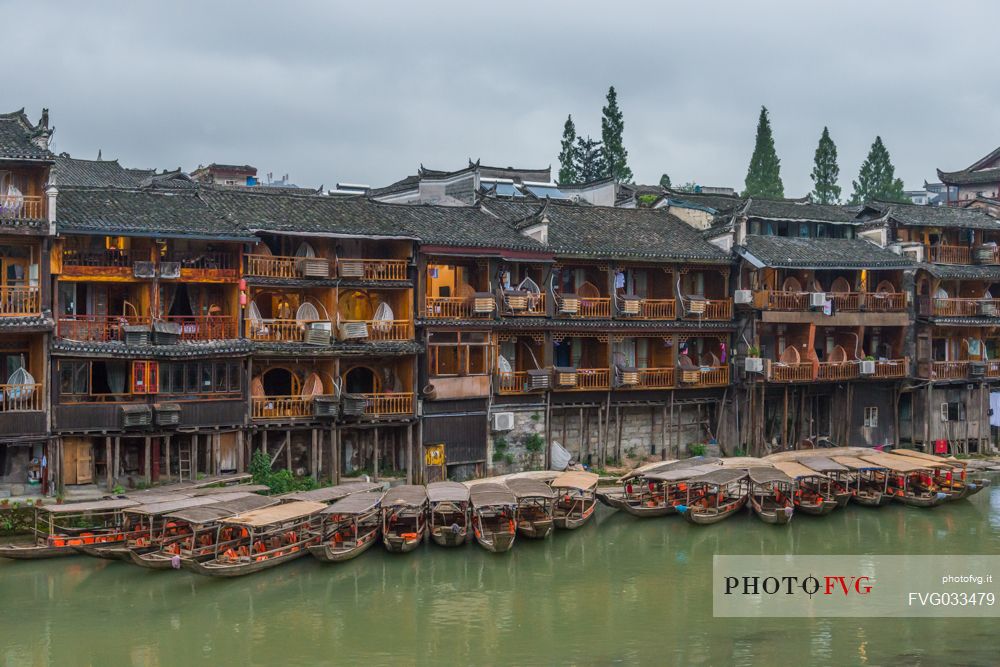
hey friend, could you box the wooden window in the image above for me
[428,331,490,378]
[131,361,159,394]
[943,402,965,422]
[59,360,89,396]
[863,407,878,429]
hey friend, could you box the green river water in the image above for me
[2,479,999,667]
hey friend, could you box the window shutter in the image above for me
[132,361,146,394]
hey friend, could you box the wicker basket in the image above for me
[121,404,152,428]
[153,403,181,426]
[554,367,578,388]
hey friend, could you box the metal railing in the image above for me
[0,383,43,412]
[0,195,44,221]
[57,315,152,342]
[0,286,40,315]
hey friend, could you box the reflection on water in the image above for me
[2,479,999,666]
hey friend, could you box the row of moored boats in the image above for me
[596,447,991,525]
[0,471,601,577]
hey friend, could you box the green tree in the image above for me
[557,115,579,184]
[659,173,672,188]
[601,86,633,183]
[850,136,907,204]
[575,135,606,183]
[742,106,784,199]
[810,126,841,204]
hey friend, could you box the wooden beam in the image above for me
[373,427,380,480]
[164,435,171,482]
[284,430,292,472]
[406,424,413,485]
[144,436,151,485]
[105,437,113,492]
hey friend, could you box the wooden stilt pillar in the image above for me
[661,404,667,460]
[144,436,152,485]
[373,427,380,480]
[192,433,199,477]
[615,406,623,463]
[782,386,789,450]
[406,423,413,485]
[284,430,292,472]
[105,437,113,491]
[164,435,172,482]
[113,437,121,479]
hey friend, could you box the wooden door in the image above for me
[62,438,94,485]
[219,432,237,473]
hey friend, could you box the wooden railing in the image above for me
[574,369,610,390]
[927,245,972,265]
[252,396,312,420]
[755,291,810,311]
[932,361,969,381]
[635,299,676,320]
[920,297,1000,318]
[635,367,675,389]
[769,362,814,383]
[245,254,303,279]
[0,286,40,315]
[873,359,908,379]
[690,366,729,387]
[500,292,546,316]
[355,319,412,341]
[863,292,906,312]
[164,315,237,341]
[829,293,862,312]
[247,319,320,342]
[425,297,479,319]
[340,259,408,282]
[817,362,860,382]
[362,392,414,417]
[0,195,44,221]
[496,371,531,394]
[987,361,1000,379]
[577,297,611,319]
[57,315,152,342]
[62,247,140,270]
[0,383,43,412]
[683,299,732,321]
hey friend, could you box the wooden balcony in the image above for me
[252,395,312,420]
[424,297,491,319]
[57,315,152,342]
[755,290,905,314]
[343,319,413,341]
[499,291,546,316]
[632,299,676,320]
[244,254,332,280]
[578,298,611,319]
[678,365,729,388]
[338,258,408,282]
[495,371,547,395]
[872,359,908,379]
[553,368,611,391]
[62,248,142,278]
[0,195,44,221]
[930,361,969,381]
[360,392,414,418]
[634,367,675,389]
[164,315,237,341]
[754,291,810,311]
[0,383,43,413]
[683,299,732,321]
[166,251,239,281]
[863,292,906,312]
[987,361,1000,379]
[817,362,860,382]
[926,245,972,265]
[768,362,814,383]
[0,286,40,316]
[247,319,325,342]
[919,297,1000,318]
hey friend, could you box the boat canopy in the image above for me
[426,481,471,504]
[189,484,270,497]
[165,495,278,524]
[861,453,932,473]
[40,499,140,514]
[772,460,829,480]
[747,467,795,486]
[688,468,747,486]
[124,495,246,517]
[800,457,849,473]
[645,463,721,483]
[718,457,769,468]
[279,482,381,503]
[506,478,556,499]
[618,459,678,482]
[889,452,954,469]
[222,501,326,527]
[470,483,517,508]
[831,456,885,471]
[890,448,965,466]
[383,485,428,508]
[551,471,599,491]
[321,491,383,516]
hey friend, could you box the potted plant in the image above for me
[744,346,764,373]
[56,493,65,505]
[861,355,876,375]
[0,498,8,508]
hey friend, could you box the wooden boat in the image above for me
[890,449,989,500]
[800,457,853,508]
[426,481,471,547]
[831,456,891,507]
[182,501,326,577]
[129,494,278,570]
[469,483,518,552]
[621,462,721,518]
[308,491,384,562]
[771,461,838,515]
[381,485,428,553]
[506,478,555,538]
[278,481,382,505]
[551,471,599,529]
[596,488,627,509]
[747,467,795,525]
[679,468,749,525]
[0,499,139,560]
[861,453,949,507]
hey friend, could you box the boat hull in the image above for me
[853,491,889,507]
[309,537,378,563]
[183,548,309,577]
[596,490,626,509]
[895,492,947,508]
[516,520,553,539]
[683,498,746,525]
[75,544,132,560]
[968,479,991,496]
[0,544,79,560]
[621,502,677,518]
[833,492,852,509]
[430,528,468,547]
[750,500,793,525]
[796,499,838,515]
[474,531,515,553]
[383,532,423,553]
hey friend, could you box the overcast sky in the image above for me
[8,1,998,196]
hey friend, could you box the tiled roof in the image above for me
[50,154,148,188]
[861,201,1000,230]
[482,199,731,262]
[0,109,53,161]
[251,341,423,357]
[742,198,858,224]
[56,186,254,240]
[663,189,743,214]
[51,339,252,359]
[0,315,53,332]
[737,235,912,269]
[937,167,1000,187]
[419,318,735,331]
[917,263,1000,281]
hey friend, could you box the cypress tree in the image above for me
[742,106,784,199]
[575,136,606,183]
[850,136,907,204]
[809,126,841,204]
[601,86,633,183]
[659,173,672,189]
[557,115,579,184]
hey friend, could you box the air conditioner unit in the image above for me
[158,262,181,279]
[860,360,876,375]
[809,292,827,308]
[734,289,753,305]
[744,357,764,373]
[492,412,515,432]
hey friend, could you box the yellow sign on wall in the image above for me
[424,444,445,466]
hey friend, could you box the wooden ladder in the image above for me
[178,440,193,482]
